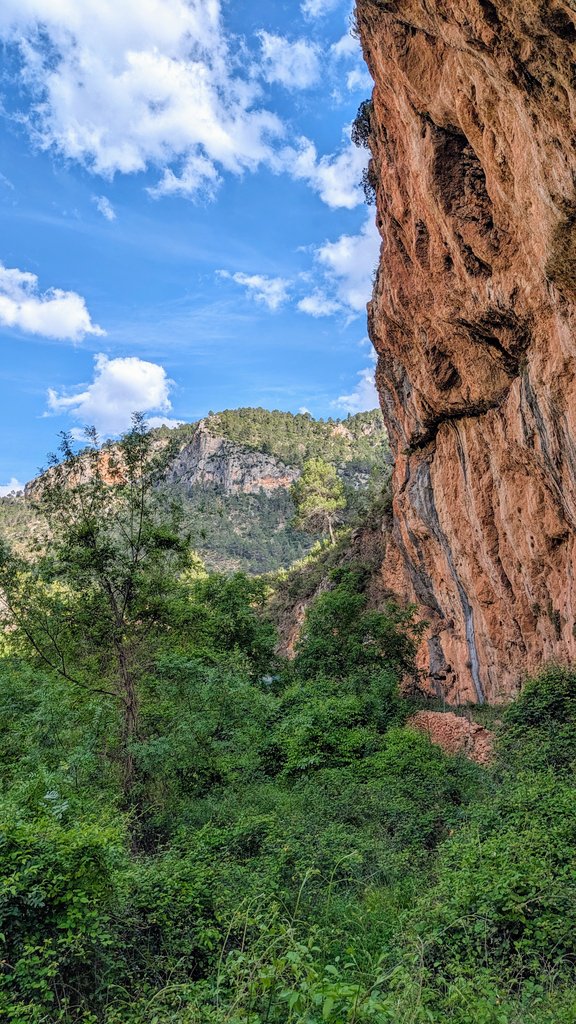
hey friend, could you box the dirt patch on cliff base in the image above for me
[408,709,495,763]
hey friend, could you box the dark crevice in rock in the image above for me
[408,394,509,452]
[429,122,494,230]
[414,219,430,267]
[542,6,576,43]
[455,234,493,276]
[478,0,501,30]
[428,345,461,391]
[457,311,531,375]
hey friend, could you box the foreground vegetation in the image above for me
[0,422,574,1023]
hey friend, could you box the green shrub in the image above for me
[413,772,576,981]
[499,665,576,771]
[293,569,422,682]
[0,808,124,1020]
[351,99,373,149]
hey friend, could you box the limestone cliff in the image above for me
[16,410,389,575]
[356,0,576,702]
[164,423,298,496]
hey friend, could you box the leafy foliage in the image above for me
[0,407,390,575]
[291,458,346,544]
[293,568,422,682]
[0,455,574,1022]
[351,99,373,150]
[498,664,576,772]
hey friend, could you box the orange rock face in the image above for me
[357,0,576,702]
[408,710,494,764]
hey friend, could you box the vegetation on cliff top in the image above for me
[0,408,389,575]
[0,419,574,1023]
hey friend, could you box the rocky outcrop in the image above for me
[408,710,494,764]
[164,423,298,496]
[357,0,576,702]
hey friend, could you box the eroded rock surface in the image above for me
[357,0,576,702]
[165,423,298,496]
[409,710,494,763]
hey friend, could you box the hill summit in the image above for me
[2,407,389,574]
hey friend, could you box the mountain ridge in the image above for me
[2,407,389,574]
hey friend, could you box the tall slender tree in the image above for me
[0,414,190,794]
[290,457,346,545]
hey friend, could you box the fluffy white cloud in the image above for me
[330,33,359,60]
[346,67,372,92]
[0,263,104,341]
[0,477,24,496]
[259,31,320,90]
[0,1,373,207]
[46,353,176,436]
[218,271,289,311]
[281,138,367,209]
[315,214,380,312]
[301,0,342,17]
[330,32,372,94]
[298,215,380,319]
[0,0,282,198]
[145,415,184,430]
[297,291,342,317]
[149,155,221,200]
[92,195,116,221]
[333,352,379,413]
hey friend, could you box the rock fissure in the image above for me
[408,391,511,452]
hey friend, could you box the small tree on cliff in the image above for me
[0,414,190,795]
[291,457,346,545]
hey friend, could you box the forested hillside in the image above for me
[1,408,389,574]
[207,408,385,470]
[0,419,575,1023]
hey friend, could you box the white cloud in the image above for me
[330,33,359,60]
[259,31,320,90]
[149,155,221,200]
[298,406,311,415]
[329,32,372,95]
[333,358,379,413]
[0,263,104,341]
[297,291,342,317]
[46,353,176,436]
[346,68,372,92]
[301,0,342,17]
[0,0,283,199]
[0,1,374,208]
[218,271,289,311]
[145,415,183,430]
[92,195,116,221]
[281,137,367,209]
[315,214,380,312]
[0,477,24,496]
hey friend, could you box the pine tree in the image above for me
[290,458,346,545]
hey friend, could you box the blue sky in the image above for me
[0,0,379,489]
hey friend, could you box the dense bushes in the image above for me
[0,542,575,1021]
[499,665,576,771]
[294,568,421,682]
[0,810,124,1020]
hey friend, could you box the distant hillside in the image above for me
[2,408,390,574]
[156,407,386,473]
